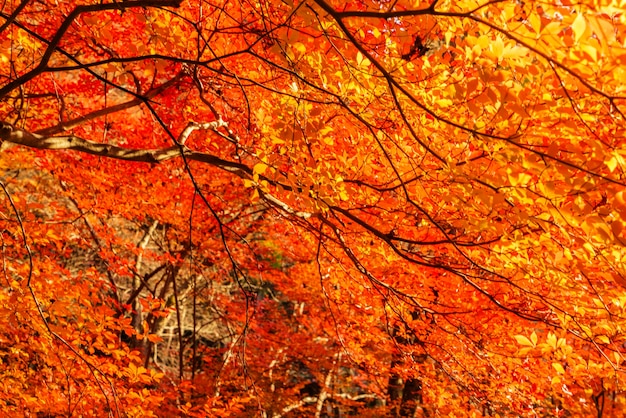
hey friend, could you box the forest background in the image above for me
[1,0,626,416]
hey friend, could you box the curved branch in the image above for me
[0,120,246,172]
[0,121,319,222]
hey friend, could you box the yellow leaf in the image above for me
[253,162,269,175]
[571,13,586,43]
[606,155,618,172]
[490,37,504,60]
[477,35,490,49]
[514,335,534,346]
[436,98,453,107]
[528,12,541,34]
[596,335,610,344]
[583,242,595,255]
[356,51,370,67]
[552,362,565,374]
[530,331,537,346]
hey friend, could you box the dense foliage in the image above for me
[1,0,626,416]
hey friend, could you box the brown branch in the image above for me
[0,120,250,174]
[0,121,321,222]
[0,0,32,34]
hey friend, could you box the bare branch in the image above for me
[178,120,228,145]
[0,121,246,174]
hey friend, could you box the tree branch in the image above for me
[0,121,319,221]
[0,120,246,172]
[0,0,183,98]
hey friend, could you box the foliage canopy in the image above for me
[1,0,626,416]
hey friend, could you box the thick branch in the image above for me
[0,121,318,221]
[0,121,248,175]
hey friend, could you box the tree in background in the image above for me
[1,0,625,416]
